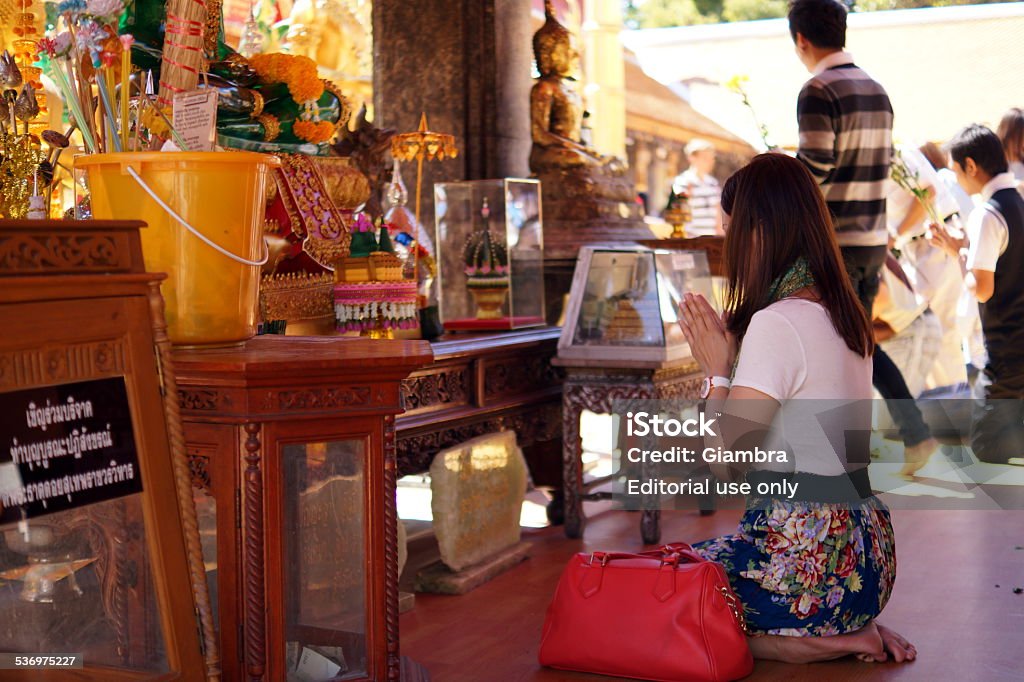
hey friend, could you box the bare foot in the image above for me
[748,622,883,664]
[900,437,938,479]
[856,623,917,663]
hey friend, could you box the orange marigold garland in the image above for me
[293,120,336,144]
[249,53,324,104]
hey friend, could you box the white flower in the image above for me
[86,0,126,22]
[53,32,73,58]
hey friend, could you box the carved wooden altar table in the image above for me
[174,336,432,682]
[552,357,702,545]
[395,327,563,496]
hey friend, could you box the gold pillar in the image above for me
[581,0,626,159]
[632,137,652,194]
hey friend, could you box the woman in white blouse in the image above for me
[679,153,915,665]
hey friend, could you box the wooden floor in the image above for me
[399,505,1024,681]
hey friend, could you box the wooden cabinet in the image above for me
[172,336,432,682]
[0,219,212,680]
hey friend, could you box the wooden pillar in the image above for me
[632,138,652,194]
[373,0,533,230]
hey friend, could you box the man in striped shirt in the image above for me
[672,139,723,236]
[789,0,936,472]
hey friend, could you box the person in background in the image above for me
[920,140,986,378]
[996,107,1024,187]
[789,0,936,470]
[886,146,966,390]
[636,191,649,216]
[920,141,974,221]
[672,138,723,236]
[873,254,942,400]
[932,124,1024,465]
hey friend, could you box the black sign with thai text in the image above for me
[0,377,143,523]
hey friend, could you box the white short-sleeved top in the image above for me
[731,298,873,474]
[966,172,1019,273]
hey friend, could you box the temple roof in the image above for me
[624,50,755,156]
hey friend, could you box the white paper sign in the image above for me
[172,89,219,152]
[672,253,696,271]
[292,647,342,682]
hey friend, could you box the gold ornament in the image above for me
[0,131,44,218]
[5,1,48,134]
[257,113,281,141]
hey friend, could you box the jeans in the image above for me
[841,245,933,447]
[971,367,1024,464]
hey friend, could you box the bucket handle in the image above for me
[125,165,269,267]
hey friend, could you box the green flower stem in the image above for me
[95,74,123,152]
[44,58,97,153]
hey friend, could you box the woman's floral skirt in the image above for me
[693,495,896,637]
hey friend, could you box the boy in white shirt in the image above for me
[932,124,1024,464]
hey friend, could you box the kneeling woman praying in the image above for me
[678,153,916,665]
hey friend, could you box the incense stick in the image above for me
[97,70,122,152]
[120,36,133,150]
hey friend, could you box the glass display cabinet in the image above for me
[558,246,714,365]
[554,246,712,544]
[173,336,432,682]
[434,178,545,331]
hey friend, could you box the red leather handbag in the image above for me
[538,542,753,682]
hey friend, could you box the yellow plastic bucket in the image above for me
[76,152,279,346]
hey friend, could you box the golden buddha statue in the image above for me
[527,0,647,266]
[282,0,373,110]
[530,0,622,176]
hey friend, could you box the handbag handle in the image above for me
[587,542,704,568]
[578,543,707,601]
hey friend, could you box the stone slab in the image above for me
[429,430,527,572]
[414,541,531,595]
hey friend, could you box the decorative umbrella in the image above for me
[390,112,458,241]
[390,113,457,301]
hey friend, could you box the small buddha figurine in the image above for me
[529,0,622,176]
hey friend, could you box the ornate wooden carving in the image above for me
[0,339,128,390]
[0,233,135,273]
[382,414,401,681]
[148,281,223,681]
[654,374,703,401]
[62,500,130,663]
[187,451,213,494]
[400,367,470,412]
[483,354,560,399]
[268,386,372,411]
[559,365,701,542]
[178,388,222,412]
[243,422,266,681]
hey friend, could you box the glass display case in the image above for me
[0,497,169,673]
[434,178,545,331]
[558,246,715,364]
[283,440,368,680]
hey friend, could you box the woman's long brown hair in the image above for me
[720,153,874,357]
